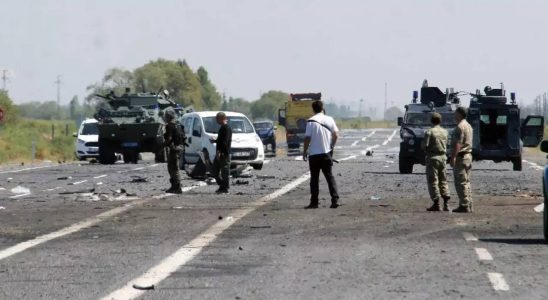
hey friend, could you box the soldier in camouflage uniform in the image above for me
[449,107,473,213]
[421,112,451,211]
[163,110,183,194]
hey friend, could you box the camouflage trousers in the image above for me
[167,148,181,187]
[453,153,472,208]
[426,156,450,202]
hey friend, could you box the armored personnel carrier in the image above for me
[467,85,544,171]
[397,81,460,174]
[93,89,184,164]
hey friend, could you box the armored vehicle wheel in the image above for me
[512,157,522,171]
[155,148,167,163]
[98,139,116,164]
[399,157,413,174]
[123,150,139,164]
[252,163,263,170]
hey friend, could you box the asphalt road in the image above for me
[0,128,547,300]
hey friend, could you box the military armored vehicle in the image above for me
[467,85,544,171]
[397,81,460,174]
[93,89,183,164]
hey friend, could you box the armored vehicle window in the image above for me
[405,113,455,126]
[526,117,542,126]
[81,123,99,135]
[204,116,254,134]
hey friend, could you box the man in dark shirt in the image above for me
[163,110,184,194]
[211,112,232,194]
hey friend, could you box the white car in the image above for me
[74,119,99,161]
[181,111,265,170]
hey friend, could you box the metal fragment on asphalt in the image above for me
[132,284,154,290]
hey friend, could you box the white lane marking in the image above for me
[9,193,31,199]
[0,165,55,174]
[71,180,88,185]
[462,232,478,241]
[382,129,398,146]
[149,164,159,168]
[132,167,145,171]
[263,160,270,165]
[94,175,108,179]
[0,183,207,262]
[339,155,357,161]
[44,187,62,192]
[0,187,5,191]
[101,173,314,300]
[295,156,303,161]
[534,203,544,213]
[361,144,380,155]
[487,273,510,291]
[475,248,493,261]
[351,140,360,147]
[361,130,376,142]
[524,160,544,171]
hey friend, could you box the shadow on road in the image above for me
[479,238,547,245]
[361,171,426,175]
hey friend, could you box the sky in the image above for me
[1,0,547,114]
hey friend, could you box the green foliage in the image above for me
[0,118,77,163]
[384,106,404,120]
[250,90,289,120]
[0,91,17,123]
[87,59,222,111]
[222,97,251,116]
[336,118,396,129]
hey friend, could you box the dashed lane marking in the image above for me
[339,155,357,161]
[534,203,544,213]
[94,174,108,179]
[523,159,544,171]
[454,218,467,226]
[381,129,398,146]
[351,140,360,147]
[9,193,31,199]
[295,156,303,161]
[463,232,478,241]
[101,154,358,300]
[475,248,493,261]
[361,130,376,142]
[264,160,270,164]
[0,165,55,174]
[132,167,145,171]
[487,273,510,291]
[71,180,88,185]
[0,182,207,262]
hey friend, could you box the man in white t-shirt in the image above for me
[303,100,340,209]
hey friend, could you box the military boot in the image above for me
[170,184,183,194]
[452,205,472,213]
[165,179,177,193]
[442,196,450,211]
[426,201,440,212]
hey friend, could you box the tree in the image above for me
[85,68,134,104]
[197,66,222,110]
[225,97,251,116]
[250,90,289,120]
[0,91,17,123]
[384,106,404,121]
[69,95,81,119]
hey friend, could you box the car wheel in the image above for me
[399,157,413,174]
[252,163,263,170]
[513,157,522,171]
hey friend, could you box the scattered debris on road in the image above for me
[0,206,6,210]
[370,196,381,201]
[366,150,374,156]
[132,284,154,290]
[234,180,249,185]
[57,176,73,180]
[10,186,31,194]
[256,175,276,180]
[250,225,272,229]
[172,206,183,210]
[130,176,148,183]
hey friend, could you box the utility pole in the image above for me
[1,69,9,91]
[384,82,388,121]
[54,75,63,118]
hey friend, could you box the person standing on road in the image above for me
[450,107,474,213]
[163,110,184,194]
[421,112,451,211]
[211,112,232,194]
[303,100,340,209]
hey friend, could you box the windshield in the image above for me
[253,122,272,129]
[405,113,456,126]
[204,116,255,134]
[81,123,99,135]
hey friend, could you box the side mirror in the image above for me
[192,130,201,137]
[72,132,78,137]
[541,140,548,153]
[397,117,403,126]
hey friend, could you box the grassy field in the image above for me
[0,119,77,163]
[335,118,397,129]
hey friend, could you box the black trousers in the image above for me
[309,153,339,204]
